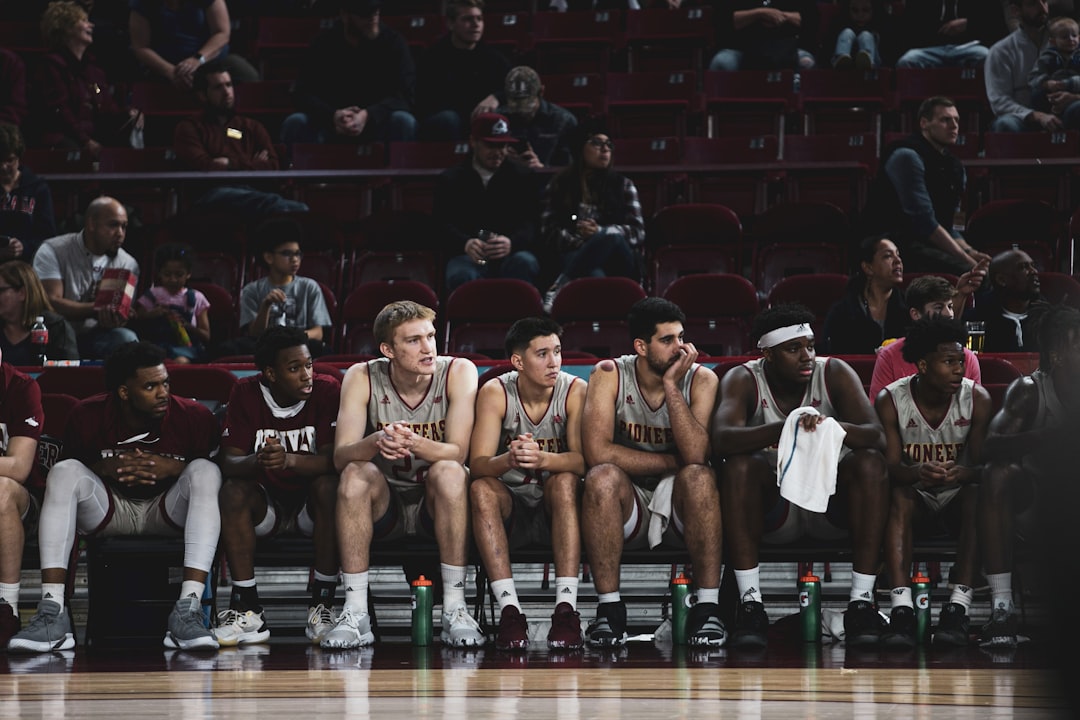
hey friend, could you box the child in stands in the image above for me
[133,243,210,363]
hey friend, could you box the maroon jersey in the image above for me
[62,392,219,499]
[220,374,340,492]
[0,363,44,489]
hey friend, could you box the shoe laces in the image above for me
[309,604,335,626]
[336,606,366,630]
[446,605,478,630]
[24,607,58,634]
[216,608,243,627]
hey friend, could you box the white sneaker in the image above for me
[542,284,560,315]
[306,603,336,644]
[441,605,485,647]
[320,607,375,649]
[212,608,270,646]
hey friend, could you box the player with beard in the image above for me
[8,342,222,653]
[213,327,341,646]
[32,196,140,359]
[581,297,722,649]
[875,315,992,648]
[712,304,889,649]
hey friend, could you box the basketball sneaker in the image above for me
[213,608,270,646]
[320,607,375,649]
[933,602,971,647]
[687,602,728,647]
[306,603,336,644]
[7,600,74,653]
[881,606,917,649]
[844,600,883,647]
[547,602,584,650]
[495,605,529,650]
[585,600,627,648]
[164,595,219,651]
[0,602,20,648]
[441,605,485,647]
[979,605,1018,649]
[726,601,767,648]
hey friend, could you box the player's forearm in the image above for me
[839,422,886,451]
[469,453,512,480]
[712,423,783,458]
[665,388,709,465]
[286,452,335,476]
[537,451,585,477]
[586,441,678,476]
[220,451,259,479]
[333,436,379,472]
[0,456,30,484]
[411,436,466,465]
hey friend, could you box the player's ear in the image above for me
[633,337,647,356]
[916,358,927,374]
[510,351,524,371]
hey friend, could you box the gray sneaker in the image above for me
[6,600,75,653]
[164,595,219,651]
[320,607,375,649]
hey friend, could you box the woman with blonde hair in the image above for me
[0,262,77,365]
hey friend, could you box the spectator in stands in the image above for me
[980,304,1080,649]
[174,61,309,219]
[875,316,993,648]
[712,304,889,649]
[986,0,1064,132]
[321,301,484,650]
[32,196,140,359]
[862,96,992,275]
[821,235,910,355]
[131,243,210,364]
[827,0,894,69]
[708,0,819,71]
[129,0,258,89]
[894,0,992,68]
[581,298,723,649]
[214,326,341,647]
[34,1,143,158]
[434,112,540,294]
[0,261,78,366]
[0,48,27,128]
[0,346,43,648]
[964,248,1050,352]
[238,217,332,357]
[869,273,985,398]
[8,342,222,653]
[1031,16,1080,118]
[539,120,644,313]
[469,317,587,651]
[281,0,417,145]
[416,0,511,141]
[0,123,56,262]
[496,66,577,169]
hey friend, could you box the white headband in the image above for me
[757,323,815,350]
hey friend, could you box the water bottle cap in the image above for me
[412,575,433,587]
[672,573,692,585]
[34,316,44,322]
[799,575,820,583]
[912,573,931,583]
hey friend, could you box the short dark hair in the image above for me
[1038,304,1080,369]
[918,96,956,122]
[0,122,25,160]
[105,341,166,393]
[446,0,483,20]
[504,317,562,358]
[627,297,685,343]
[193,59,229,94]
[751,304,816,343]
[258,217,304,256]
[254,326,310,370]
[905,275,956,312]
[154,242,193,273]
[901,315,966,364]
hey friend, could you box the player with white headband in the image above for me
[712,304,890,649]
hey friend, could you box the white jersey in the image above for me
[497,370,581,503]
[613,354,700,489]
[886,375,974,466]
[745,356,839,469]
[1030,369,1065,430]
[365,356,455,489]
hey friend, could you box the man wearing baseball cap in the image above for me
[433,112,540,293]
[497,66,577,168]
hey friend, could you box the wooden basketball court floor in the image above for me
[0,637,1070,719]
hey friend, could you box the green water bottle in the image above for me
[411,575,433,646]
[912,573,931,644]
[799,574,821,643]
[670,573,692,645]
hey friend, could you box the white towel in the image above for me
[776,406,847,513]
[646,475,675,549]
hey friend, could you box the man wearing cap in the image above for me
[497,66,577,169]
[433,112,541,293]
[712,303,890,649]
[281,0,416,145]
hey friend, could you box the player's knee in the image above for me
[218,478,251,510]
[719,454,762,486]
[309,473,338,508]
[584,463,624,495]
[185,458,222,492]
[427,460,467,489]
[468,476,502,512]
[544,472,579,504]
[845,448,888,485]
[0,476,24,512]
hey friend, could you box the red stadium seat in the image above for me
[604,71,697,140]
[797,68,892,136]
[662,273,759,356]
[646,203,744,294]
[445,279,544,359]
[36,366,105,399]
[188,281,239,348]
[167,365,237,410]
[624,5,714,73]
[1039,271,1080,308]
[702,70,796,140]
[551,277,646,358]
[766,273,849,338]
[340,280,440,356]
[966,199,1063,272]
[782,133,877,215]
[530,10,625,75]
[751,202,850,299]
[682,135,780,218]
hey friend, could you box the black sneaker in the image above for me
[727,601,768,649]
[934,602,971,647]
[979,606,1018,649]
[844,600,883,647]
[881,606,917,649]
[585,601,627,648]
[686,602,727,647]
